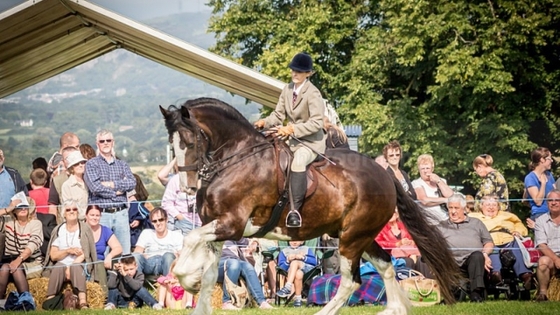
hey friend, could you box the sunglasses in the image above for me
[77,161,86,165]
[65,208,78,212]
[98,139,113,144]
[388,154,401,157]
[151,218,166,223]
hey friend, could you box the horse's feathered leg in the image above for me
[314,255,359,315]
[364,242,411,315]
[190,241,223,315]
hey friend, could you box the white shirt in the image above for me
[136,229,183,258]
[411,178,449,225]
[52,224,82,265]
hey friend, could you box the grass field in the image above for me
[24,301,557,315]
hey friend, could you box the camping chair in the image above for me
[274,238,335,306]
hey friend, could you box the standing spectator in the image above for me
[525,147,556,221]
[105,256,162,310]
[84,130,136,254]
[383,141,417,200]
[0,195,43,296]
[29,168,50,214]
[85,205,123,270]
[0,148,28,211]
[473,154,510,212]
[157,157,177,186]
[47,132,80,177]
[26,157,50,190]
[61,151,89,220]
[128,174,151,248]
[48,146,79,221]
[465,194,476,213]
[534,189,560,302]
[133,208,183,277]
[42,200,105,309]
[412,154,454,224]
[79,143,96,160]
[438,193,494,303]
[161,174,202,236]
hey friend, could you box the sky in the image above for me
[0,0,210,20]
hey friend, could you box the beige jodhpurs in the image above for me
[291,147,317,172]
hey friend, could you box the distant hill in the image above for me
[0,10,263,178]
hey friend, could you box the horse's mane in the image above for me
[182,98,249,124]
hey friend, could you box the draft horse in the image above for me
[160,98,460,315]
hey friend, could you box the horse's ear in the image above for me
[159,105,169,117]
[181,106,190,119]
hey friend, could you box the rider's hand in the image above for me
[254,120,265,129]
[276,125,294,137]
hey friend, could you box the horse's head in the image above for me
[160,104,207,194]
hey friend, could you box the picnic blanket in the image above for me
[307,273,386,306]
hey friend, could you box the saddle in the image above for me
[273,137,328,197]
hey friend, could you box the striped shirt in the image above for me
[0,217,43,261]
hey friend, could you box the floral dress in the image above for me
[475,171,509,212]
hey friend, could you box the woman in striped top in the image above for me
[0,196,43,299]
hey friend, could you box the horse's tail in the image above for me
[394,178,461,304]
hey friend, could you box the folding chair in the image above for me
[274,238,335,306]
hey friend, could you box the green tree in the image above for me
[208,0,560,207]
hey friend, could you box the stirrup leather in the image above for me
[286,209,302,228]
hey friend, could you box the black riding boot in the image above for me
[287,171,307,228]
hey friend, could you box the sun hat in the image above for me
[65,151,87,168]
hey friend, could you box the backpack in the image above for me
[3,291,36,311]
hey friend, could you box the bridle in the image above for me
[175,116,273,184]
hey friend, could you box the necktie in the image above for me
[292,91,297,108]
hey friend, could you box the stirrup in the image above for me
[286,210,302,228]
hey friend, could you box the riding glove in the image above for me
[277,125,294,137]
[254,119,265,129]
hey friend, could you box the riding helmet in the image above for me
[288,53,313,72]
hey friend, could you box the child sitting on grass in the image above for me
[276,240,317,307]
[157,259,195,309]
[104,256,163,310]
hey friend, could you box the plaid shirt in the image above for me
[84,155,136,208]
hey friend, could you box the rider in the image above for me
[254,52,326,228]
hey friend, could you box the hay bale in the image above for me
[212,284,223,309]
[7,278,105,310]
[548,275,560,301]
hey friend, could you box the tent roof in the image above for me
[0,0,284,107]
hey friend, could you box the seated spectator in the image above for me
[276,240,317,307]
[61,151,89,220]
[133,207,183,277]
[218,239,273,310]
[412,154,453,224]
[465,194,476,213]
[161,174,202,236]
[157,259,194,309]
[375,210,433,277]
[29,168,50,215]
[323,117,349,149]
[105,255,162,310]
[42,200,106,309]
[0,195,43,298]
[438,193,494,303]
[128,174,151,249]
[534,189,560,302]
[86,205,123,269]
[469,194,533,289]
[26,157,50,190]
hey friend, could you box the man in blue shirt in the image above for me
[0,148,28,210]
[84,130,136,254]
